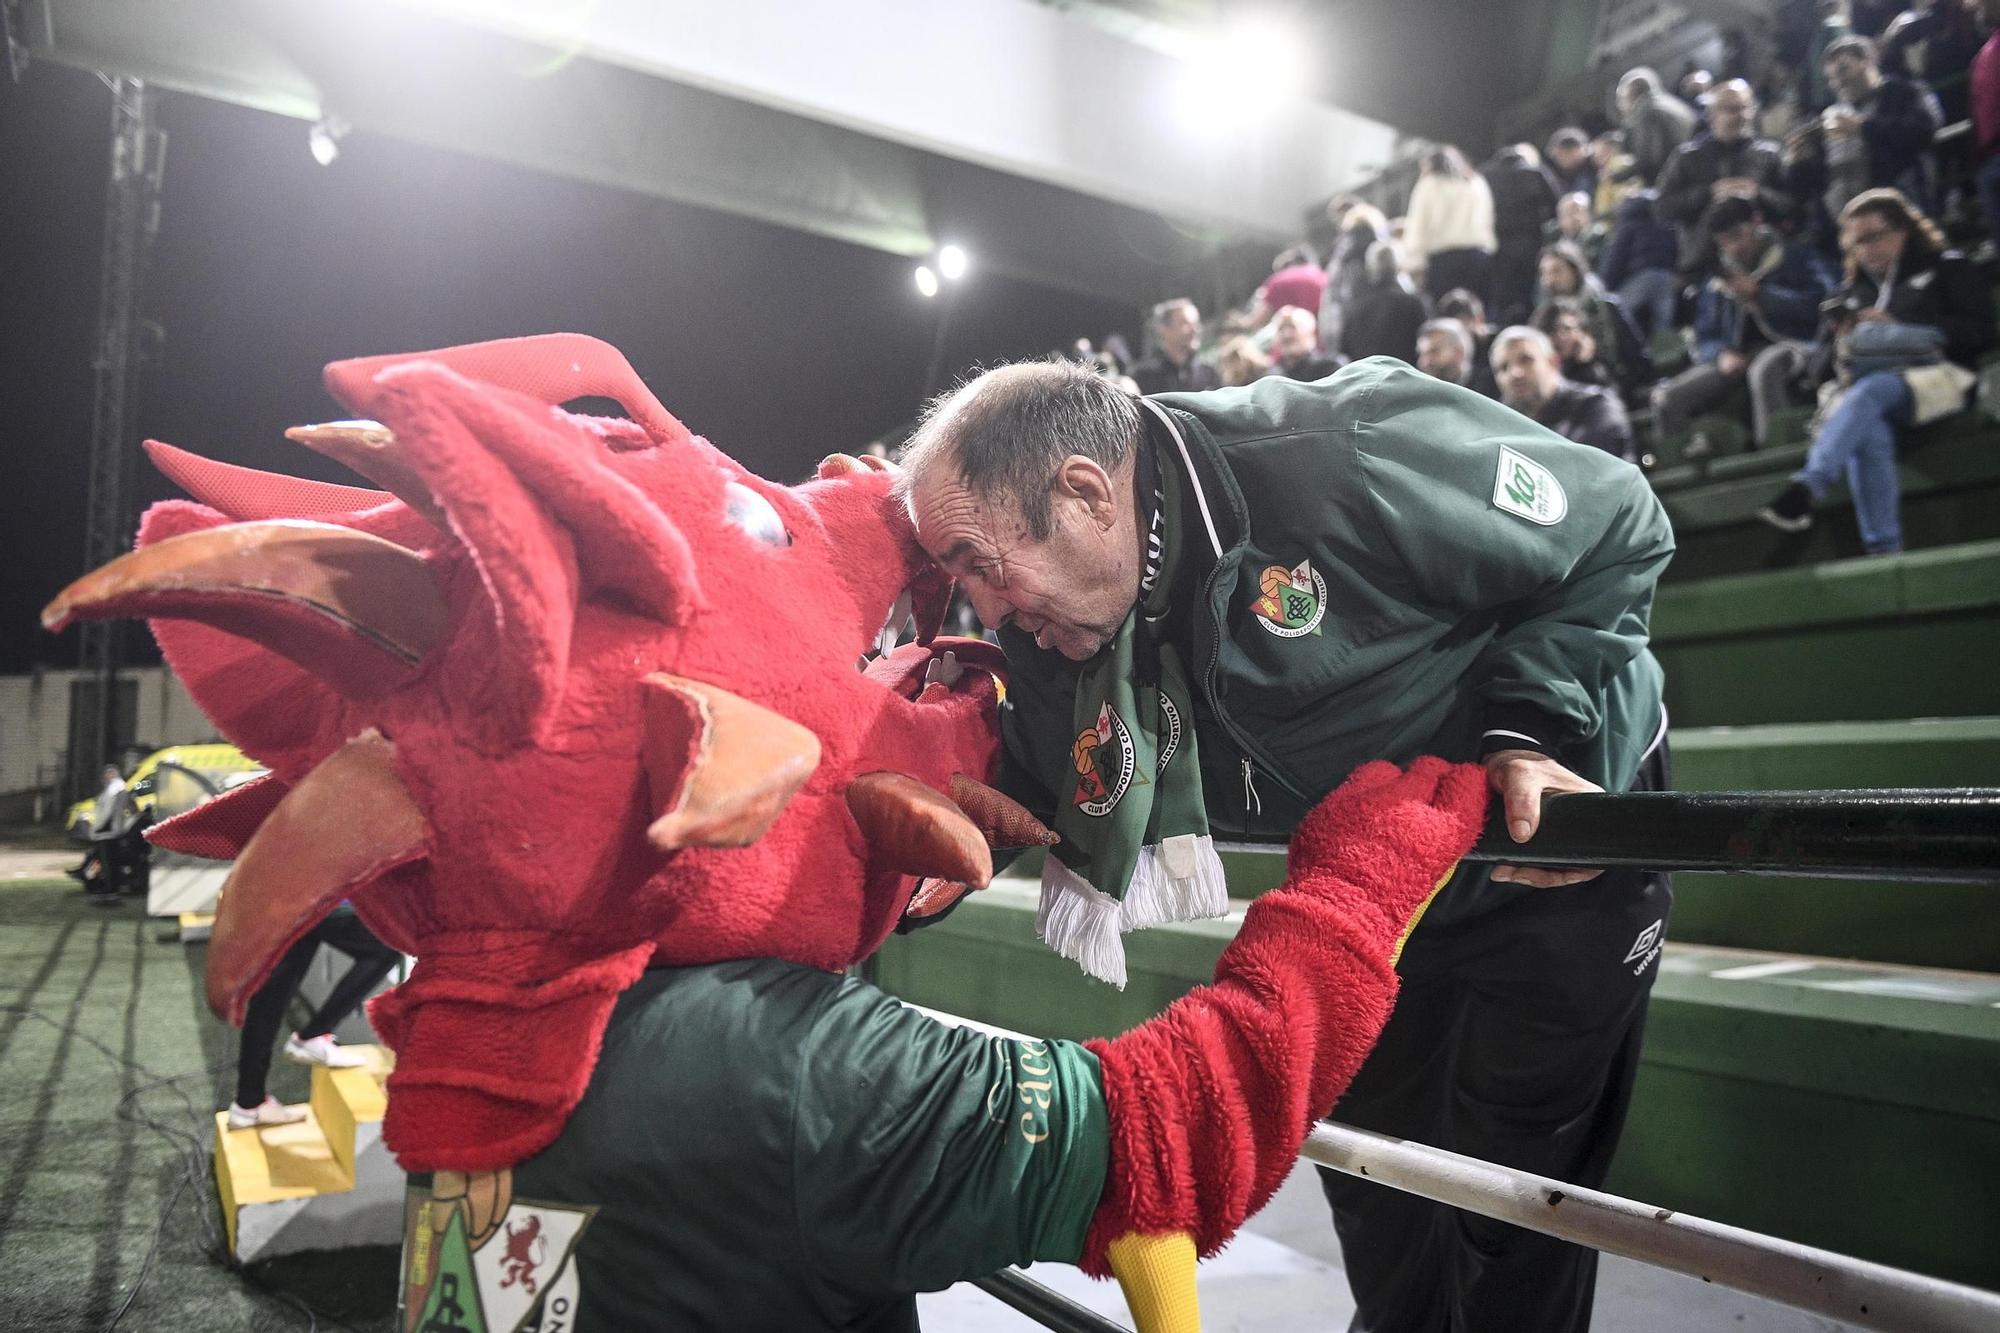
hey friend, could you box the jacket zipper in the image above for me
[1241,758,1263,816]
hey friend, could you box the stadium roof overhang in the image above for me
[14,0,1402,305]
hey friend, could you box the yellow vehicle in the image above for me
[65,743,266,843]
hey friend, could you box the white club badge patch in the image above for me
[1252,559,1327,638]
[1493,447,1568,525]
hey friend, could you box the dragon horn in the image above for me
[207,729,427,1024]
[846,772,993,889]
[642,674,821,850]
[286,423,450,530]
[42,519,449,700]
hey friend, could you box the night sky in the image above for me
[0,62,1136,672]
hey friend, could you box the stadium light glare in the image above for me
[308,115,348,166]
[1176,14,1310,134]
[914,264,940,298]
[937,244,969,281]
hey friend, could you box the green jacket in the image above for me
[1001,358,1671,927]
[452,960,1111,1331]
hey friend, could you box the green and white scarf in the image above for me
[1001,445,1227,987]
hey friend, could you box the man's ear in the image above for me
[1054,455,1121,530]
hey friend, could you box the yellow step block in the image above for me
[177,912,213,941]
[214,1044,395,1259]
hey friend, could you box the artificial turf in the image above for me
[0,879,399,1331]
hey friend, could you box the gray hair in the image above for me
[1418,318,1473,361]
[897,360,1143,541]
[1490,324,1555,366]
[1150,297,1197,327]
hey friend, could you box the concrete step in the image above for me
[1652,414,2000,582]
[213,1044,404,1263]
[875,885,2000,1291]
[1650,539,2000,727]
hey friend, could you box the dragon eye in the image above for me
[724,482,791,547]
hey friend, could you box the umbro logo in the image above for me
[1625,919,1664,974]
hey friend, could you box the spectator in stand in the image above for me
[1534,298,1625,395]
[1323,200,1392,357]
[1549,191,1603,263]
[1342,241,1431,364]
[1651,196,1835,455]
[1546,127,1599,197]
[1879,0,1985,121]
[1130,298,1221,395]
[1657,78,1798,268]
[1807,0,1857,109]
[1975,0,2000,254]
[1786,35,1943,229]
[1256,245,1330,326]
[1436,287,1499,381]
[1597,189,1683,338]
[1760,189,1996,549]
[1403,146,1498,304]
[1264,306,1345,382]
[1617,66,1699,184]
[1216,334,1272,387]
[1483,143,1560,323]
[1492,325,1640,461]
[1591,131,1641,216]
[1535,240,1653,393]
[1416,317,1500,397]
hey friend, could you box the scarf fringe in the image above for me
[1038,836,1229,990]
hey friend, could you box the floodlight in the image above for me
[938,245,968,281]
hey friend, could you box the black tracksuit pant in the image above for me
[1321,740,1672,1332]
[235,912,400,1109]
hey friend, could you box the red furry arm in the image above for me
[1079,757,1490,1274]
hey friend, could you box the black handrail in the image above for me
[972,1270,1131,1333]
[1461,788,2000,884]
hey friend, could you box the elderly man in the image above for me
[1130,298,1221,395]
[1494,324,1639,463]
[1264,305,1343,382]
[899,355,1673,1332]
[1416,316,1498,398]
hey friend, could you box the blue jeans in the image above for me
[1616,268,1678,341]
[1978,156,2000,260]
[1795,371,1914,554]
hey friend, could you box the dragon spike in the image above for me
[845,772,994,889]
[207,729,427,1024]
[42,519,449,700]
[948,774,1059,851]
[144,440,393,521]
[324,333,693,451]
[642,674,821,850]
[286,422,449,530]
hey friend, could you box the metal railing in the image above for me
[918,788,2000,1330]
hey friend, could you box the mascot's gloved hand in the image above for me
[1083,757,1489,1285]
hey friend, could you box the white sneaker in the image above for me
[285,1033,367,1068]
[227,1097,308,1130]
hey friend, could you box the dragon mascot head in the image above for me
[45,334,1050,1171]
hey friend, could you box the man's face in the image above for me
[1550,143,1586,175]
[910,462,1138,662]
[1494,339,1561,412]
[1271,310,1316,362]
[1716,221,1761,266]
[1539,253,1579,296]
[1707,87,1754,141]
[1157,303,1200,362]
[1825,51,1873,102]
[1416,330,1468,383]
[1557,195,1591,237]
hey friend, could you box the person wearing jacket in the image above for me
[1616,66,1699,184]
[1784,35,1943,233]
[1594,189,1682,338]
[1534,240,1654,395]
[1495,323,1640,463]
[1761,189,1996,549]
[1651,196,1834,452]
[1482,144,1560,324]
[902,355,1674,1332]
[1655,78,1798,269]
[1404,146,1499,304]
